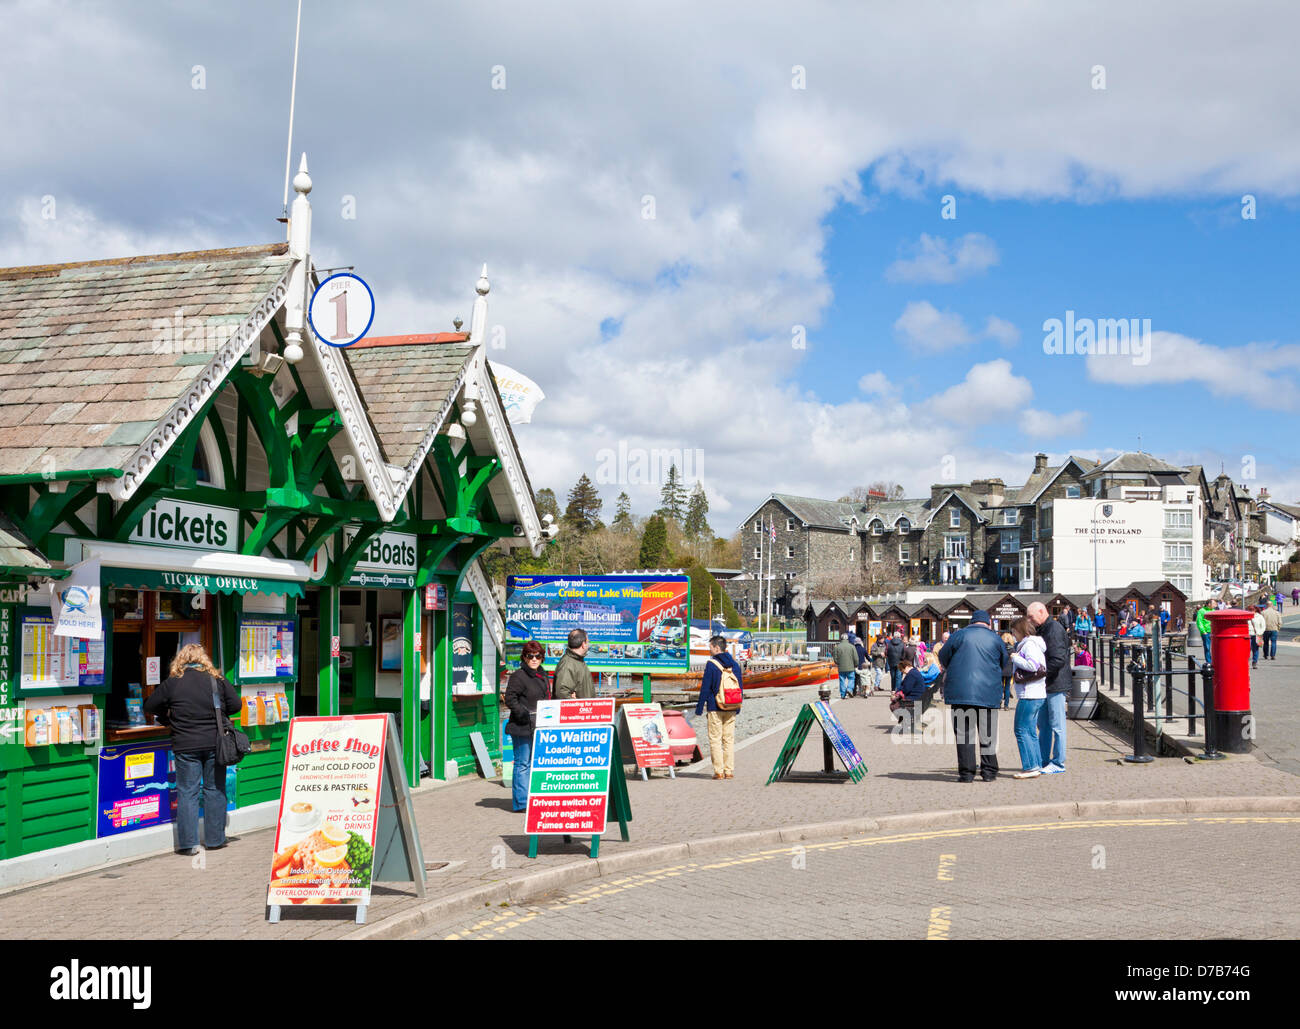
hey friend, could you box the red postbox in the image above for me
[1207,608,1254,754]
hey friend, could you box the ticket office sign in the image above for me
[525,725,614,835]
[268,715,387,905]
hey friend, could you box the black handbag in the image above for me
[212,677,251,767]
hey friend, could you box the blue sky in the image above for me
[2,1,1299,523]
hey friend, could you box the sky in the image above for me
[2,0,1298,532]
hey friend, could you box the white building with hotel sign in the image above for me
[1038,485,1206,600]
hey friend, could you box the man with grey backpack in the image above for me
[696,635,744,780]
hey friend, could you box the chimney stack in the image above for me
[1034,453,1048,474]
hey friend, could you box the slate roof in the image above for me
[770,494,863,530]
[0,243,292,476]
[1010,456,1098,504]
[1083,452,1188,477]
[1263,500,1300,519]
[345,333,475,467]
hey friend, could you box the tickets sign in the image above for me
[268,715,387,905]
[525,725,615,835]
[621,703,672,769]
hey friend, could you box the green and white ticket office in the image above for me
[0,163,545,879]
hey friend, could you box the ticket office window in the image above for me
[107,589,210,740]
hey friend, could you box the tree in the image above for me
[611,491,633,532]
[638,515,670,568]
[534,488,560,523]
[681,559,741,627]
[563,474,603,534]
[657,463,687,522]
[681,480,712,553]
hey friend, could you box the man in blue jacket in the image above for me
[937,610,1011,782]
[696,636,743,780]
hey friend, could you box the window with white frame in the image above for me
[1164,542,1193,562]
[1164,509,1193,529]
[1001,531,1019,554]
[1065,486,1081,498]
[754,520,762,533]
[1002,509,1017,525]
[753,547,761,559]
[899,543,911,563]
[897,518,911,533]
[786,546,795,558]
[1172,576,1192,594]
[950,508,961,527]
[944,535,967,559]
[786,518,795,531]
[870,520,883,535]
[872,544,882,562]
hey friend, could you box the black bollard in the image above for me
[1198,664,1225,761]
[1119,644,1126,698]
[1124,663,1154,764]
[1187,655,1197,736]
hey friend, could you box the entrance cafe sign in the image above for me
[342,525,417,588]
[129,501,239,552]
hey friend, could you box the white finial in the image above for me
[469,262,490,343]
[293,153,312,195]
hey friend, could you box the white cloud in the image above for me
[885,232,1000,284]
[894,301,975,350]
[857,371,896,397]
[1086,331,1300,411]
[983,315,1021,346]
[894,302,1020,352]
[1019,408,1089,437]
[927,360,1034,426]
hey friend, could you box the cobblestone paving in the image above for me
[423,816,1300,940]
[2,688,1296,940]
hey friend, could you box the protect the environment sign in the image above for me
[268,715,386,906]
[506,575,690,674]
[525,724,615,835]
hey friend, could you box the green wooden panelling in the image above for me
[14,761,96,856]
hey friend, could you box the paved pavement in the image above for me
[1,685,1297,940]
[422,815,1300,940]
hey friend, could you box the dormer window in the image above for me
[1002,509,1017,526]
[897,518,911,534]
[870,520,884,535]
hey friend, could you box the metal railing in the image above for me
[1085,626,1223,762]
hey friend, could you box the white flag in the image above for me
[489,363,545,424]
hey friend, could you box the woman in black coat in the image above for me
[503,640,550,813]
[142,643,240,855]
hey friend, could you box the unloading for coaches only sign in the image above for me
[524,699,631,859]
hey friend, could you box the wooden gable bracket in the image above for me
[430,435,504,530]
[6,481,100,551]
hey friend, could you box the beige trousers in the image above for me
[707,709,737,776]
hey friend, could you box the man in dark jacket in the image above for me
[937,610,1010,782]
[1028,601,1069,773]
[696,636,743,779]
[552,629,594,699]
[885,632,905,693]
[833,634,859,699]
